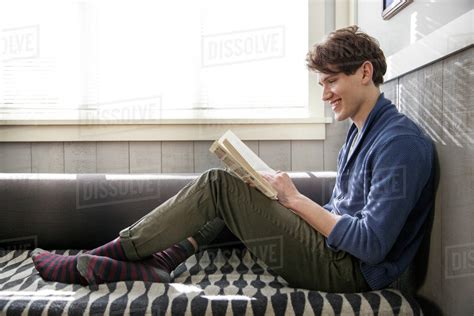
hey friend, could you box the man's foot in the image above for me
[77,254,171,288]
[31,248,87,285]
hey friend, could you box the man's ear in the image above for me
[360,61,374,85]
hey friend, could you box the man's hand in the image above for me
[262,171,340,237]
[261,171,301,209]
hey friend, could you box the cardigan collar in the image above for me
[340,93,394,172]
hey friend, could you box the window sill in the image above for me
[0,117,332,141]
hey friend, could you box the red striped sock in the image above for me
[150,241,194,274]
[31,237,126,285]
[88,237,127,259]
[31,250,88,285]
[77,240,194,286]
[77,254,171,287]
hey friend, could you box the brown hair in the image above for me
[306,26,386,86]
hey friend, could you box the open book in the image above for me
[209,130,278,200]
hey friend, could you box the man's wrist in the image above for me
[287,193,309,213]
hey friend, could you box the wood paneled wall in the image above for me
[0,132,349,173]
[381,46,473,316]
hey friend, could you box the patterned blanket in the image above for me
[0,249,421,315]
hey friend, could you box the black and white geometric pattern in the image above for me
[0,249,422,315]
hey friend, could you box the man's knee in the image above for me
[203,168,231,182]
[199,168,247,196]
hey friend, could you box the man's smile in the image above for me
[331,98,342,110]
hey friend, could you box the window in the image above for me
[0,0,314,122]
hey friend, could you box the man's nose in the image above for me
[322,87,332,101]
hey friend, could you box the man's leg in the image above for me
[32,218,224,285]
[75,239,195,287]
[119,168,369,292]
[31,238,129,285]
[75,218,225,286]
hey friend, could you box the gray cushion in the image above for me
[0,172,336,250]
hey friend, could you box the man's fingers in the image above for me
[244,179,257,187]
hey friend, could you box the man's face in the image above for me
[318,68,364,122]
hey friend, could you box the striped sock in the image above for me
[31,237,126,285]
[32,219,223,285]
[150,239,195,273]
[31,249,88,285]
[77,254,171,288]
[77,240,194,286]
[88,237,127,260]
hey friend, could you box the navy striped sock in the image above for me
[77,254,171,288]
[32,222,222,286]
[77,240,194,286]
[150,239,195,273]
[31,249,88,285]
[88,237,127,260]
[32,237,126,285]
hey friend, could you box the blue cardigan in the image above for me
[325,93,435,290]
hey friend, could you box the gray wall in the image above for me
[381,46,473,316]
[357,0,472,56]
[0,121,350,174]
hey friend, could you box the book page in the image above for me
[221,130,276,174]
[210,130,278,199]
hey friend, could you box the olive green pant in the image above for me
[119,168,369,293]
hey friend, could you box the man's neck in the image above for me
[352,87,381,130]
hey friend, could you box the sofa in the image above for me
[0,172,422,315]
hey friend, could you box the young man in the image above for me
[33,26,435,293]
